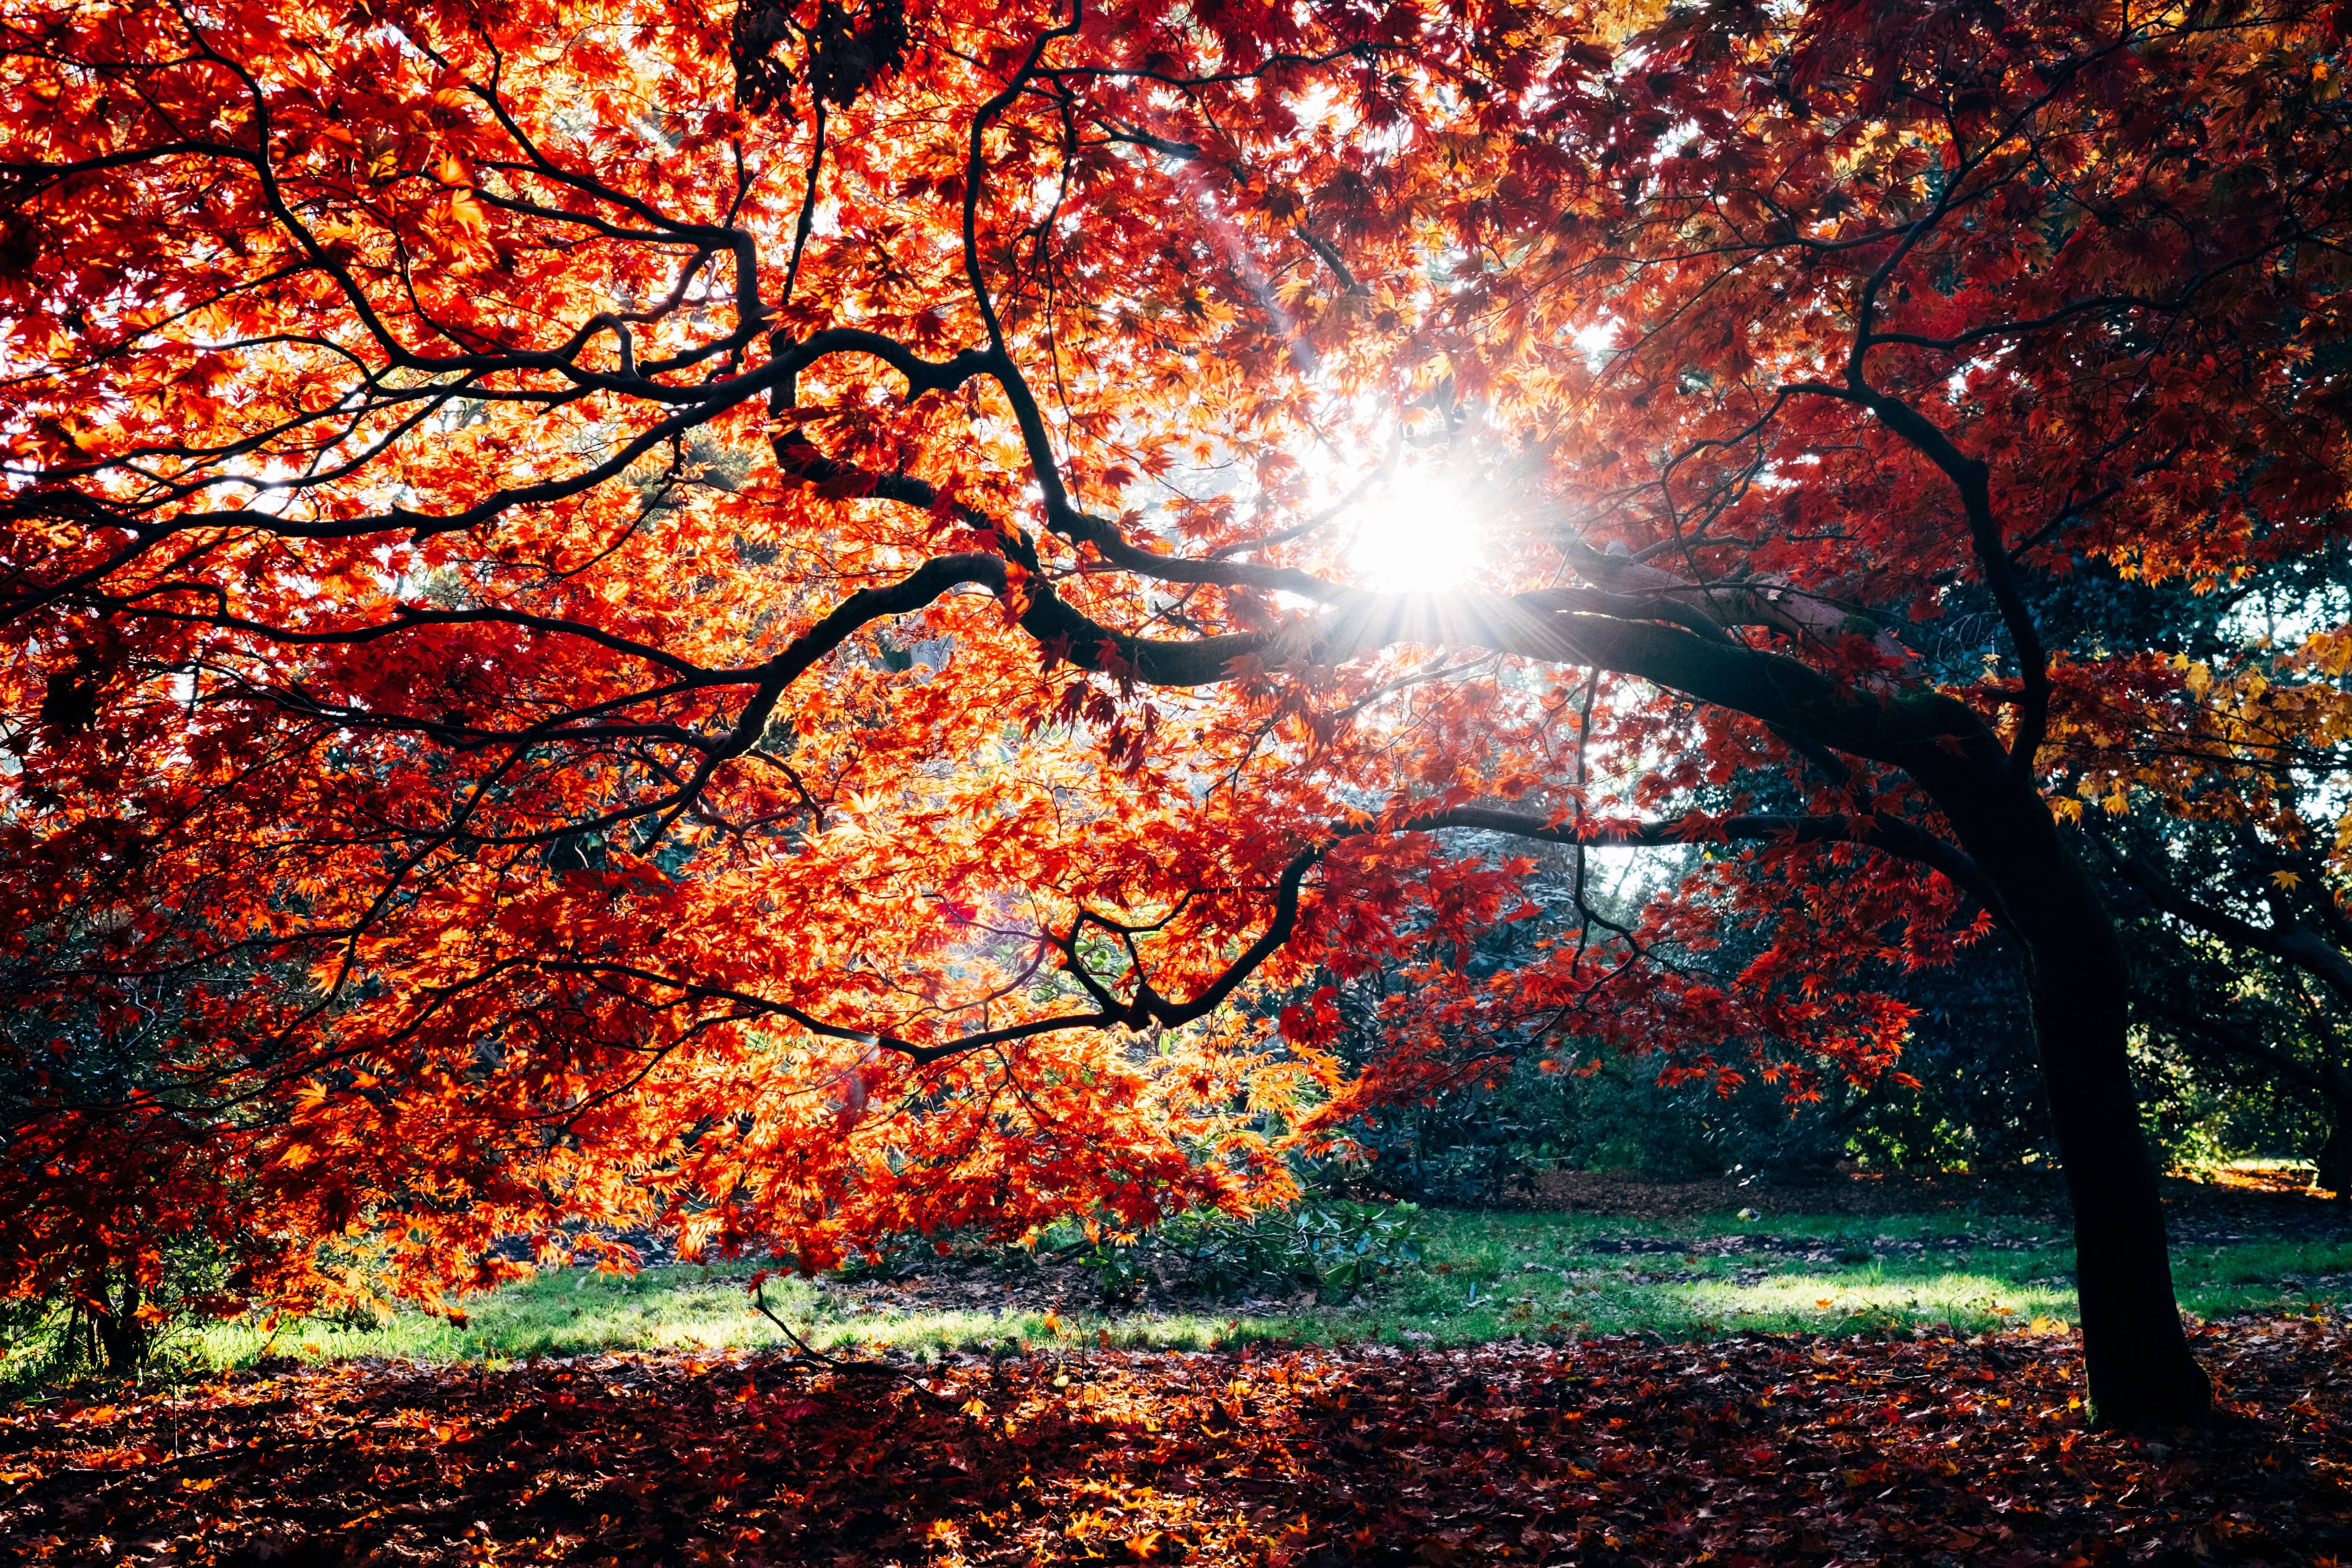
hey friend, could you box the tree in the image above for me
[3,0,2346,1423]
[2058,554,2352,1195]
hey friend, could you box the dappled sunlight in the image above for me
[183,1272,1337,1372]
[157,1212,2352,1376]
[2180,1162,2332,1198]
[1663,1271,2076,1336]
[2,0,2345,1465]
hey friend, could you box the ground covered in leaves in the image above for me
[5,1315,2347,1567]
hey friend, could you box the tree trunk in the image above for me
[82,1266,147,1376]
[1938,782,2213,1427]
[2318,1077,2352,1202]
[2020,926,2212,1425]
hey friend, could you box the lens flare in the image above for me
[1348,469,1482,593]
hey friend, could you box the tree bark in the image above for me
[2020,924,2213,1424]
[81,1263,147,1376]
[2318,1075,2352,1203]
[1940,783,2213,1426]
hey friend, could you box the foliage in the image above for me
[6,0,2352,1420]
[1308,890,2059,1188]
[2025,545,2352,1193]
[5,1322,2350,1564]
[0,934,328,1373]
[0,1231,248,1389]
[1072,1201,1423,1305]
[1327,956,2319,1189]
[2132,1028,2334,1178]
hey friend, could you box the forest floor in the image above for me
[5,1172,2350,1566]
[3,1311,2348,1565]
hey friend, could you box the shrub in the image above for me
[1077,1202,1422,1306]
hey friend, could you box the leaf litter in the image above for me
[4,1316,2348,1565]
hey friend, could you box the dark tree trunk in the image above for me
[82,1267,147,1375]
[93,1308,142,1375]
[1938,780,2213,1427]
[2318,1079,2352,1202]
[2019,924,2212,1425]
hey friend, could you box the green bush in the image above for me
[1077,1202,1422,1305]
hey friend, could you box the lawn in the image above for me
[166,1192,2352,1374]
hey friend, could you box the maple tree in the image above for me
[3,0,2349,1428]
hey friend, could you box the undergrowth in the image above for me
[10,1203,2346,1393]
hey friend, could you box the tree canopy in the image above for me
[3,0,2347,1422]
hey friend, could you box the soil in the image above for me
[817,1255,1124,1321]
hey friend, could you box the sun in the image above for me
[1347,466,1484,593]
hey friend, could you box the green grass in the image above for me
[1325,1211,2352,1344]
[135,1207,2352,1376]
[173,1269,1286,1370]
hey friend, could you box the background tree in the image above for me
[1305,840,2053,1197]
[3,0,2347,1425]
[2048,546,2352,1195]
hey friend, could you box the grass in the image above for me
[132,1204,2352,1378]
[172,1269,1289,1370]
[1348,1211,2352,1343]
